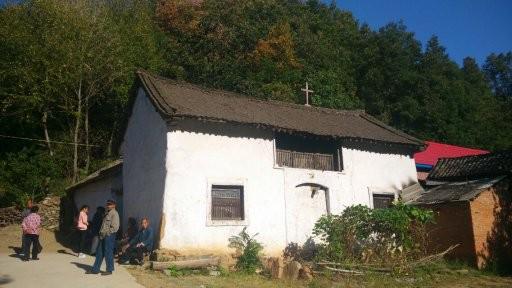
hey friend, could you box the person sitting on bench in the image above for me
[119,217,154,265]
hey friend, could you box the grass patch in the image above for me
[128,260,512,288]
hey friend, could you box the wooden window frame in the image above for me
[368,188,397,209]
[372,193,395,209]
[211,185,244,221]
[206,178,248,226]
[272,136,343,172]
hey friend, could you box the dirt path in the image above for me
[0,225,144,288]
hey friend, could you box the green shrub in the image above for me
[313,203,434,264]
[228,227,264,274]
[283,237,318,262]
[0,148,66,207]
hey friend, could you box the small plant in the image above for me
[228,227,264,274]
[166,265,184,277]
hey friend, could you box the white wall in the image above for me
[341,146,418,207]
[73,175,119,221]
[160,118,418,256]
[162,119,286,255]
[122,88,167,235]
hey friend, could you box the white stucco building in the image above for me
[67,160,123,219]
[69,70,423,256]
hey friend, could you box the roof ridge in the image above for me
[135,69,423,146]
[139,69,364,117]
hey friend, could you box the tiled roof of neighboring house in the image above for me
[136,70,423,146]
[401,182,425,203]
[427,151,512,182]
[409,176,506,205]
[65,160,122,193]
[414,141,489,167]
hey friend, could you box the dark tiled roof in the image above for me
[410,177,505,205]
[427,151,512,182]
[136,70,423,146]
[66,160,122,193]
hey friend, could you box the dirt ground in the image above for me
[0,225,66,253]
[3,225,511,288]
[0,225,143,288]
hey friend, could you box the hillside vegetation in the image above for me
[1,0,511,206]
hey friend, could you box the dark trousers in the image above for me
[78,229,87,253]
[92,234,115,272]
[120,245,149,264]
[20,233,26,254]
[22,234,40,260]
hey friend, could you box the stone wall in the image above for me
[0,206,22,227]
[38,196,61,231]
[0,196,61,231]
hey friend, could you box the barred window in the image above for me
[211,185,244,221]
[372,193,395,209]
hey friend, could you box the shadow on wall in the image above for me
[170,118,273,141]
[56,195,81,251]
[479,178,512,275]
[342,139,418,157]
[59,195,77,233]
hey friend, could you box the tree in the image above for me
[483,52,512,102]
[0,0,167,206]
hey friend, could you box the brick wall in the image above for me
[470,179,512,269]
[424,202,477,265]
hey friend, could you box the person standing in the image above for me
[76,205,89,258]
[19,199,33,256]
[88,199,119,275]
[21,205,41,261]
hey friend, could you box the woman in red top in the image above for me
[76,205,89,258]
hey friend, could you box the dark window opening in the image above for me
[372,193,395,209]
[275,132,342,171]
[211,185,244,221]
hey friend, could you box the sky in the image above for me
[335,0,512,66]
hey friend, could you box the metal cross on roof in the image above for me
[301,82,313,106]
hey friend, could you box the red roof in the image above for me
[414,141,489,166]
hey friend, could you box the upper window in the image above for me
[211,185,244,221]
[275,132,342,171]
[372,193,395,209]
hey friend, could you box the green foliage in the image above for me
[228,227,264,274]
[483,52,512,102]
[313,203,434,264]
[0,148,66,207]
[283,237,318,262]
[166,265,186,277]
[0,0,167,205]
[154,0,512,150]
[1,0,512,206]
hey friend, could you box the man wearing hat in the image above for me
[88,199,119,275]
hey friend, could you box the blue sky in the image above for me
[335,0,512,66]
